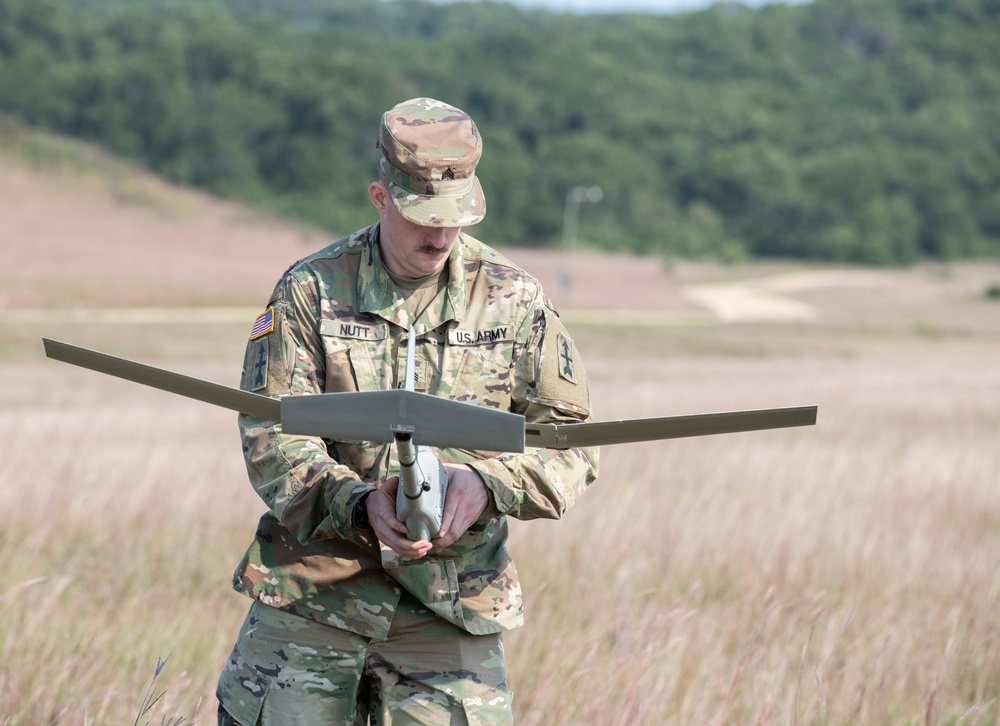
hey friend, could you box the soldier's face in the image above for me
[369,182,461,279]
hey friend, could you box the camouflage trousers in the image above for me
[216,593,512,725]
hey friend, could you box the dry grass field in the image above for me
[2,127,1000,724]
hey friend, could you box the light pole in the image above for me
[560,185,603,294]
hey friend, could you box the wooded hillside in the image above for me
[1,0,997,264]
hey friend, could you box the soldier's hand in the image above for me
[433,465,489,549]
[367,478,433,560]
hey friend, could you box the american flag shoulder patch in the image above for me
[249,307,275,340]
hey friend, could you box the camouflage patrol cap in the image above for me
[377,97,486,227]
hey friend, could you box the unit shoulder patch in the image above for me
[242,337,269,392]
[533,310,590,418]
[556,332,577,383]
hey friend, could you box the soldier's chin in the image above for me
[416,248,449,268]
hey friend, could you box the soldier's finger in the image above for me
[393,539,431,559]
[438,483,465,538]
[437,508,456,541]
[379,525,428,558]
[383,515,409,534]
[368,481,409,534]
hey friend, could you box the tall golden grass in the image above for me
[2,265,999,724]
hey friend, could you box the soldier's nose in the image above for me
[426,228,449,248]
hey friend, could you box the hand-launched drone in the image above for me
[42,334,816,540]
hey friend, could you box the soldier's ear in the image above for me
[369,181,389,213]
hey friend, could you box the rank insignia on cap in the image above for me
[249,307,275,340]
[557,332,577,384]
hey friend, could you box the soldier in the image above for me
[216,97,599,725]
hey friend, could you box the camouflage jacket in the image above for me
[233,224,598,637]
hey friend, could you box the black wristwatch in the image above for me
[352,491,373,531]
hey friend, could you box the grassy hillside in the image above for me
[0,115,330,304]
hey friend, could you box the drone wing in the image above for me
[42,339,816,451]
[42,338,523,451]
[42,338,280,420]
[523,406,817,449]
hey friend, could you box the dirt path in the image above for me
[681,270,886,322]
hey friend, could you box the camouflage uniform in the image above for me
[217,98,598,725]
